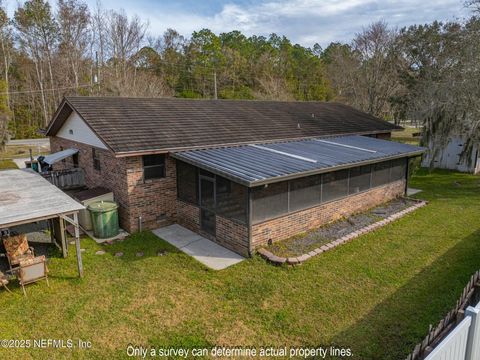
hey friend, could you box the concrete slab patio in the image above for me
[152,224,245,270]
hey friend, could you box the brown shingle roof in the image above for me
[46,96,402,155]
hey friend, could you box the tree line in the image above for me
[0,0,478,157]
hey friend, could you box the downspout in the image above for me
[247,187,253,257]
[404,157,410,196]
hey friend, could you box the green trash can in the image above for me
[88,201,119,239]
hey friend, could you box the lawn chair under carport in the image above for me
[0,271,12,294]
[17,255,49,297]
[0,169,85,278]
[3,234,35,270]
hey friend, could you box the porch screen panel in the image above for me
[252,182,288,223]
[216,176,248,223]
[348,165,371,194]
[390,158,407,182]
[322,169,349,202]
[289,174,322,211]
[177,161,198,204]
[372,161,391,187]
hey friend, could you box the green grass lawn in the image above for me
[0,159,18,169]
[1,170,479,359]
[391,127,422,145]
[0,144,50,161]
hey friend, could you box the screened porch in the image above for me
[173,135,425,235]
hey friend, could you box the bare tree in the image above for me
[14,0,58,125]
[353,21,402,118]
[107,9,148,88]
[57,0,91,90]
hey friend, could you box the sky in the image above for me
[5,0,472,47]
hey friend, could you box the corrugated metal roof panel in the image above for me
[172,135,425,187]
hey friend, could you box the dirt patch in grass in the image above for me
[266,197,418,257]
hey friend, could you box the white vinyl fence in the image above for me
[425,303,480,360]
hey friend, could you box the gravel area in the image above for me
[266,198,418,257]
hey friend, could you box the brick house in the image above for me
[46,97,424,256]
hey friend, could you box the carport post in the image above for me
[73,213,83,278]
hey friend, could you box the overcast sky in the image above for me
[6,0,472,47]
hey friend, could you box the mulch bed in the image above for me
[266,197,418,258]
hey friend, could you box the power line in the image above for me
[0,83,93,96]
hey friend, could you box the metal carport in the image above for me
[0,169,85,277]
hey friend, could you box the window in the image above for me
[177,161,197,204]
[60,146,66,164]
[92,148,100,171]
[289,175,322,211]
[322,169,349,202]
[252,182,288,223]
[390,158,407,182]
[72,153,79,168]
[143,154,165,180]
[349,165,371,194]
[372,161,390,187]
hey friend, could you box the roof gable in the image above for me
[56,108,108,150]
[46,96,402,155]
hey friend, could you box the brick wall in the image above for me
[125,155,177,232]
[176,200,200,231]
[50,136,177,233]
[251,179,405,249]
[50,137,130,229]
[176,199,250,257]
[216,216,249,256]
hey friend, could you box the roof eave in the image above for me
[45,97,70,136]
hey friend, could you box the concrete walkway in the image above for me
[152,224,244,270]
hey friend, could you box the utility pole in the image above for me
[213,70,218,100]
[95,51,100,94]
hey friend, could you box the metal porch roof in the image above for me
[172,135,425,187]
[0,169,85,228]
[42,148,79,165]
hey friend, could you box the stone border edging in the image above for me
[257,198,428,266]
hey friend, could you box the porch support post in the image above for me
[59,216,67,258]
[404,157,410,196]
[73,212,83,278]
